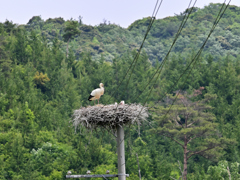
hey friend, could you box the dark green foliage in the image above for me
[62,20,80,42]
[27,16,43,26]
[3,20,16,34]
[127,17,152,31]
[63,20,80,57]
[152,90,235,179]
[1,3,240,180]
[18,3,240,63]
[46,17,65,25]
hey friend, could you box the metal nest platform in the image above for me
[66,174,129,179]
[71,103,149,131]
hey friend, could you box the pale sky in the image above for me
[1,0,239,28]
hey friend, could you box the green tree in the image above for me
[62,20,80,57]
[30,141,77,178]
[152,88,233,180]
[14,28,29,64]
[3,20,16,34]
[207,160,240,180]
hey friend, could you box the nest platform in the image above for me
[71,103,149,131]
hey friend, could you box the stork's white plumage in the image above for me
[87,170,91,174]
[120,100,125,105]
[88,83,104,104]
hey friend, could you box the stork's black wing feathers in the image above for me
[88,95,94,101]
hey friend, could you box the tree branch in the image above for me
[178,160,183,179]
[136,153,141,180]
[163,134,184,148]
[180,98,187,107]
[187,120,198,127]
[170,176,178,180]
[187,146,215,160]
[172,116,182,127]
[187,130,207,144]
[227,166,231,180]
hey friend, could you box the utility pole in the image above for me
[68,103,149,179]
[66,125,128,179]
[117,125,126,180]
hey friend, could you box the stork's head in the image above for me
[100,83,104,87]
[120,100,125,105]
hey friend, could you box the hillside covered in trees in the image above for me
[21,3,240,63]
[1,3,240,180]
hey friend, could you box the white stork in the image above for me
[88,83,104,104]
[120,100,125,105]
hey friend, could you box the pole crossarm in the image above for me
[66,174,130,178]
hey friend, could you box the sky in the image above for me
[1,0,240,28]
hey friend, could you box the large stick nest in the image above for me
[71,103,149,131]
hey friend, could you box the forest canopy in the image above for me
[1,3,240,180]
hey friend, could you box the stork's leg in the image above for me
[98,99,99,104]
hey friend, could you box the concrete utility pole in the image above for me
[66,125,129,179]
[117,125,126,180]
[69,103,149,179]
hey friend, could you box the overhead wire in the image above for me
[120,0,196,114]
[107,0,164,118]
[95,0,163,113]
[107,0,161,104]
[134,0,230,125]
[158,0,228,102]
[113,0,163,106]
[127,0,196,105]
[150,0,229,108]
[157,0,231,121]
[116,0,197,137]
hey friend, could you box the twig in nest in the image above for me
[71,103,149,133]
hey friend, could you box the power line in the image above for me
[149,0,229,119]
[151,0,229,108]
[111,0,163,114]
[113,0,197,137]
[134,0,230,123]
[157,0,230,121]
[126,0,196,105]
[112,0,163,105]
[95,0,163,113]
[120,0,197,114]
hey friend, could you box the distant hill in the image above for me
[1,3,240,180]
[22,3,240,62]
